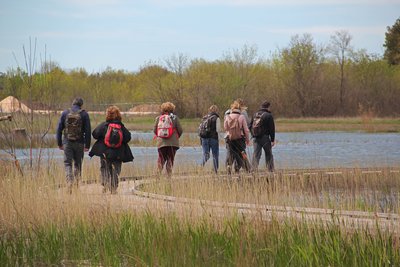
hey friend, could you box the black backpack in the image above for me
[198,114,214,138]
[251,111,265,137]
[65,109,83,141]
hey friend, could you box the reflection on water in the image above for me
[5,131,400,169]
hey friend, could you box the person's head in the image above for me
[106,105,122,121]
[261,101,271,110]
[72,97,83,107]
[160,102,175,114]
[208,105,219,114]
[236,98,247,110]
[230,101,240,110]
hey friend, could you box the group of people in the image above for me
[56,97,275,194]
[200,98,275,175]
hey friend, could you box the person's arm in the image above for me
[92,122,107,140]
[153,117,159,136]
[56,111,66,149]
[249,115,254,136]
[175,116,183,137]
[241,115,250,144]
[121,123,131,143]
[216,117,221,133]
[82,111,91,150]
[223,116,229,132]
[269,115,275,146]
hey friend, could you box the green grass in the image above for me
[0,162,399,266]
[1,213,398,267]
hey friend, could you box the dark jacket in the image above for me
[56,104,91,148]
[89,120,133,162]
[249,108,275,142]
[206,112,219,140]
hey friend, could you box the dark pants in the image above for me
[226,138,251,173]
[100,157,122,192]
[63,141,84,183]
[252,135,274,172]
[201,137,219,173]
[157,146,178,176]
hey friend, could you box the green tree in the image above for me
[279,34,325,116]
[384,17,400,65]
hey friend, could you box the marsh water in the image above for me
[7,131,400,169]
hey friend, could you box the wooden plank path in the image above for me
[75,167,400,233]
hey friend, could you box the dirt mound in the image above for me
[129,104,159,113]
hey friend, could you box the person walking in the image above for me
[199,105,221,173]
[153,102,183,177]
[89,106,133,194]
[224,100,251,174]
[56,97,91,193]
[249,101,275,172]
[224,99,251,173]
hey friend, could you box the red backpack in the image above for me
[156,114,174,138]
[104,123,123,148]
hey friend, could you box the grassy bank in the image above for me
[0,163,399,266]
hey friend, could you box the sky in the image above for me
[0,0,399,74]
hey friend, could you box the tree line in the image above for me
[0,30,399,118]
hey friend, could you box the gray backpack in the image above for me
[251,111,265,137]
[65,109,83,141]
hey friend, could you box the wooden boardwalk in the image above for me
[76,167,400,233]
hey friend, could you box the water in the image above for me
[4,131,400,169]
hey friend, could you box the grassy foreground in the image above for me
[1,213,398,266]
[0,162,399,266]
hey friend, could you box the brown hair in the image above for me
[160,102,175,114]
[106,105,122,121]
[236,98,247,110]
[208,105,219,113]
[230,101,240,110]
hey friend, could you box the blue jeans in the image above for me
[201,138,219,173]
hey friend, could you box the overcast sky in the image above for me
[1,0,399,73]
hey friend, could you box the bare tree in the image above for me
[0,38,55,176]
[328,30,353,113]
[164,53,190,116]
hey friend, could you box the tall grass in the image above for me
[142,169,400,213]
[1,213,399,266]
[0,163,399,266]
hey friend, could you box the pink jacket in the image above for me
[224,109,250,142]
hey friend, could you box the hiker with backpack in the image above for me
[224,99,252,173]
[224,100,251,174]
[198,105,221,173]
[56,97,91,193]
[89,106,133,194]
[153,102,183,177]
[249,101,275,172]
